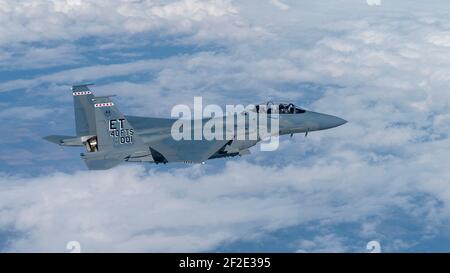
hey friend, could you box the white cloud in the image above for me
[427,32,450,47]
[269,0,290,11]
[366,0,382,7]
[0,0,262,46]
[2,133,450,252]
[0,57,177,93]
[0,44,81,70]
[296,234,350,253]
[0,106,53,120]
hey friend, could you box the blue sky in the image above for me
[1,0,450,252]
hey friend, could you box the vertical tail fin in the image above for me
[81,96,146,170]
[92,96,142,151]
[44,84,149,170]
[72,84,96,136]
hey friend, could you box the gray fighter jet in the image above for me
[44,84,346,170]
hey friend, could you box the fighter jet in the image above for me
[44,84,347,170]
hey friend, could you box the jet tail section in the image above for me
[44,84,96,146]
[44,84,152,170]
[91,96,144,151]
[79,96,148,170]
[72,84,96,136]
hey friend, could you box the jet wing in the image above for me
[149,137,229,163]
[126,115,229,163]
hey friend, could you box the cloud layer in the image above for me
[0,0,251,45]
[1,0,450,252]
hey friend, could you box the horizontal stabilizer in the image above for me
[43,135,75,145]
[43,135,95,146]
[81,151,127,170]
[43,135,80,146]
[83,157,123,170]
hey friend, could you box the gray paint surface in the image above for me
[44,85,347,170]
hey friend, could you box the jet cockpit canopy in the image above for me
[247,101,306,114]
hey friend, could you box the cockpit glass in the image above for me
[251,102,305,114]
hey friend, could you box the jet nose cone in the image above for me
[333,116,347,127]
[316,114,347,130]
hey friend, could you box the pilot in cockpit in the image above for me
[252,102,306,114]
[288,103,295,114]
